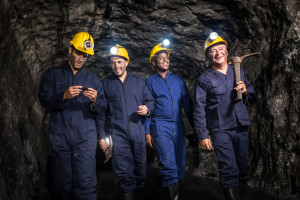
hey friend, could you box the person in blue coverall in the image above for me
[99,44,154,200]
[38,32,106,200]
[145,40,193,200]
[193,32,255,200]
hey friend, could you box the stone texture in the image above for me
[0,0,299,199]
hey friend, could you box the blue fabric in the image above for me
[193,65,254,189]
[145,72,192,187]
[193,65,255,141]
[101,71,154,193]
[211,126,249,188]
[38,61,106,200]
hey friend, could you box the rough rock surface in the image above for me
[0,0,299,199]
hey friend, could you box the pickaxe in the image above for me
[230,52,260,101]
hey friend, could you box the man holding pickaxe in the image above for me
[193,32,255,200]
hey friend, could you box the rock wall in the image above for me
[0,0,299,199]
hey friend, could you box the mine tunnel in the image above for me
[0,0,299,199]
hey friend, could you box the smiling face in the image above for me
[152,52,170,73]
[208,43,228,67]
[68,46,88,73]
[110,56,128,78]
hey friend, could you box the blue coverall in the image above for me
[145,72,193,187]
[193,65,255,188]
[101,71,154,193]
[38,61,106,200]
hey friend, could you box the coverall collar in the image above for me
[208,64,234,76]
[154,71,170,79]
[111,70,131,83]
[64,60,85,76]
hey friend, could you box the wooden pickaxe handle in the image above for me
[231,52,260,101]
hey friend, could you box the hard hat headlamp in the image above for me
[162,39,170,48]
[209,32,218,41]
[84,40,93,49]
[83,34,94,50]
[110,46,118,55]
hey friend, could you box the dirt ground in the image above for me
[95,150,277,200]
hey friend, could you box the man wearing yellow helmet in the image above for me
[193,32,255,200]
[38,32,106,200]
[99,44,154,200]
[145,40,193,200]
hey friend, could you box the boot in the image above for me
[168,183,179,200]
[223,187,240,200]
[124,191,135,200]
[239,182,247,199]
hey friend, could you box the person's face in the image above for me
[110,56,128,77]
[208,44,228,66]
[152,52,170,72]
[68,47,88,70]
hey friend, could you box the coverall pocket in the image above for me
[107,95,123,119]
[49,130,69,152]
[55,84,68,93]
[154,100,164,115]
[209,79,227,95]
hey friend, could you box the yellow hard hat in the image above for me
[149,39,172,63]
[204,32,228,56]
[109,44,130,63]
[70,32,94,55]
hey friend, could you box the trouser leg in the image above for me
[132,135,146,189]
[211,129,239,189]
[233,126,249,199]
[153,125,178,187]
[173,122,186,181]
[47,150,72,200]
[112,135,136,193]
[234,126,249,183]
[72,148,97,200]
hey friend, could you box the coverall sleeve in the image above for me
[92,79,107,140]
[38,69,70,110]
[144,117,151,134]
[142,82,155,117]
[193,78,209,141]
[181,79,194,126]
[241,70,255,104]
[144,79,153,134]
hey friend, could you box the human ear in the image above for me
[68,47,72,55]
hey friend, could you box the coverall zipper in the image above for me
[164,78,174,122]
[70,75,74,143]
[122,82,131,140]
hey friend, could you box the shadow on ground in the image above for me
[96,147,278,200]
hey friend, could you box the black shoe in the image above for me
[223,187,240,200]
[124,191,135,200]
[168,183,179,200]
[239,182,247,199]
[135,185,147,200]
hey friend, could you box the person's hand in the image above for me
[145,134,154,148]
[83,88,98,106]
[63,86,82,100]
[137,105,149,116]
[234,81,247,95]
[199,138,213,150]
[99,139,110,153]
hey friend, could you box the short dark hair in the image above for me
[152,50,168,62]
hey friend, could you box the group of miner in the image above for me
[38,31,255,200]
